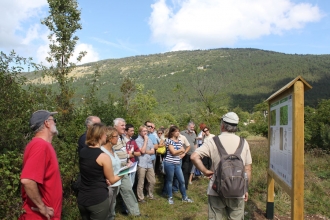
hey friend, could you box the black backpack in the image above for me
[211,136,248,198]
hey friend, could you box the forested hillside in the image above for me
[26,48,330,111]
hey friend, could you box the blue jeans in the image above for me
[164,161,186,198]
[172,159,182,192]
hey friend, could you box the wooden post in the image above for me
[266,102,274,219]
[292,81,304,219]
[266,175,275,219]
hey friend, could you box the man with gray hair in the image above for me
[20,110,62,220]
[180,121,197,190]
[77,116,101,153]
[113,118,141,217]
[191,112,252,220]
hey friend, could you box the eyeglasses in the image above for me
[47,118,57,123]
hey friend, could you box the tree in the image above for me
[41,0,86,117]
[120,77,136,112]
[172,83,187,113]
[187,70,226,113]
[0,51,42,152]
[129,84,158,122]
[305,99,330,150]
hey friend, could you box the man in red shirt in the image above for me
[20,110,62,220]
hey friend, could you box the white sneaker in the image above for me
[182,196,193,203]
[168,197,174,205]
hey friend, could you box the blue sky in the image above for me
[0,0,329,65]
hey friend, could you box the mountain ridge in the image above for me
[25,48,330,111]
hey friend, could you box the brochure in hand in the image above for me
[118,162,137,176]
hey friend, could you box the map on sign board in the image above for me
[269,94,293,187]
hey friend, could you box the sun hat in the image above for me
[222,112,239,125]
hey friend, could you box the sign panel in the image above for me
[269,94,293,187]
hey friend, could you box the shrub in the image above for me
[0,150,23,218]
[305,99,330,150]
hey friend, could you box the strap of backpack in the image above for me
[234,137,245,157]
[213,136,228,156]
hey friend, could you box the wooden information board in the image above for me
[265,76,312,219]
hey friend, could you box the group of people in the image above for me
[19,110,252,220]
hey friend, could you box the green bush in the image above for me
[305,99,330,150]
[237,130,250,138]
[0,150,23,218]
[246,112,268,137]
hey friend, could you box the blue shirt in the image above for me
[135,135,154,169]
[148,133,158,161]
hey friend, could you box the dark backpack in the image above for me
[211,136,248,198]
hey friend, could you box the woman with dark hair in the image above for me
[202,126,214,170]
[203,126,215,140]
[78,123,122,220]
[163,126,193,204]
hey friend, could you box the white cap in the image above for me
[222,112,239,125]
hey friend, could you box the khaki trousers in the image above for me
[208,195,245,220]
[137,166,155,201]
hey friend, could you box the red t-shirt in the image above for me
[126,139,140,163]
[20,137,63,220]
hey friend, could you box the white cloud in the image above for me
[36,39,99,66]
[149,0,324,51]
[93,37,138,53]
[22,24,42,45]
[72,43,99,64]
[36,31,50,65]
[1,0,99,66]
[0,0,48,50]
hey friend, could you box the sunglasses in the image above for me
[147,125,154,129]
[158,132,163,134]
[47,118,57,123]
[203,129,209,132]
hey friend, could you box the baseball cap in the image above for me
[29,110,58,131]
[222,112,239,125]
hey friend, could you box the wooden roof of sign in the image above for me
[266,75,312,102]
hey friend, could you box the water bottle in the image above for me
[244,172,248,192]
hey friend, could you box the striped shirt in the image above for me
[164,139,182,164]
[113,136,128,167]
